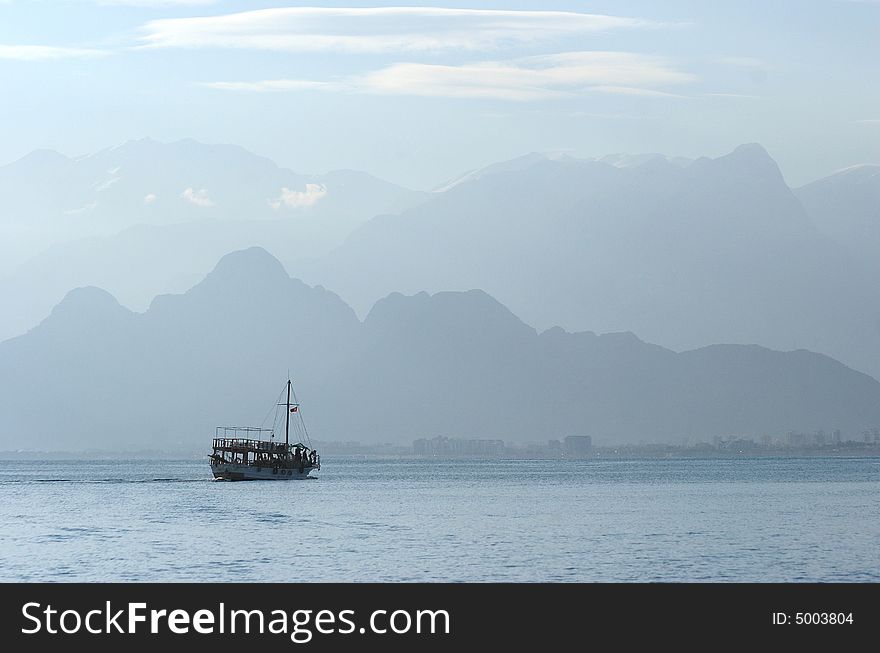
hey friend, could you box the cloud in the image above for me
[181,187,214,207]
[588,85,689,98]
[94,176,121,192]
[855,118,880,124]
[96,1,216,6]
[205,51,695,102]
[143,193,158,205]
[0,45,107,61]
[64,201,99,216]
[139,7,669,53]
[200,79,339,93]
[269,184,328,209]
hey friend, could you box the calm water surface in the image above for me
[1,457,877,582]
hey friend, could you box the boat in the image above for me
[209,379,321,480]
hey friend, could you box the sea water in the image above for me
[1,456,877,582]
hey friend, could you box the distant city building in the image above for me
[563,435,592,458]
[413,436,504,458]
[782,429,850,448]
[786,431,807,447]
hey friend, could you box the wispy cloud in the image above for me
[854,118,880,124]
[200,79,339,93]
[589,85,688,98]
[269,184,328,209]
[139,7,670,53]
[96,0,217,6]
[203,51,696,102]
[181,187,213,207]
[0,45,107,61]
[64,201,99,215]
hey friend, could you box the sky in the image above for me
[0,0,878,189]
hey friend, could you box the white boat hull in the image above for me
[210,462,319,481]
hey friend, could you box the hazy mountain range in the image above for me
[794,164,880,263]
[0,137,424,249]
[1,247,878,452]
[295,144,880,378]
[0,138,425,339]
[2,139,877,380]
[1,137,878,392]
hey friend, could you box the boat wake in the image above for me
[2,477,212,485]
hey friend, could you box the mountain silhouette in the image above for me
[795,164,880,262]
[2,141,878,380]
[0,138,426,342]
[295,144,880,378]
[2,248,878,452]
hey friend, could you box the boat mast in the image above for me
[285,379,291,448]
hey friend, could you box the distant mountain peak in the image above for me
[58,285,121,305]
[685,143,784,184]
[2,148,71,171]
[109,136,161,153]
[365,288,535,339]
[205,247,289,284]
[367,288,507,316]
[433,149,699,193]
[725,142,777,166]
[825,163,880,183]
[40,286,130,329]
[432,152,561,192]
[595,152,691,169]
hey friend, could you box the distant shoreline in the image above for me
[2,447,879,462]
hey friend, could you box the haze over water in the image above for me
[1,456,877,582]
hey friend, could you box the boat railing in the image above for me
[212,436,317,454]
[215,426,275,438]
[212,437,290,452]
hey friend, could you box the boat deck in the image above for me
[212,437,292,454]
